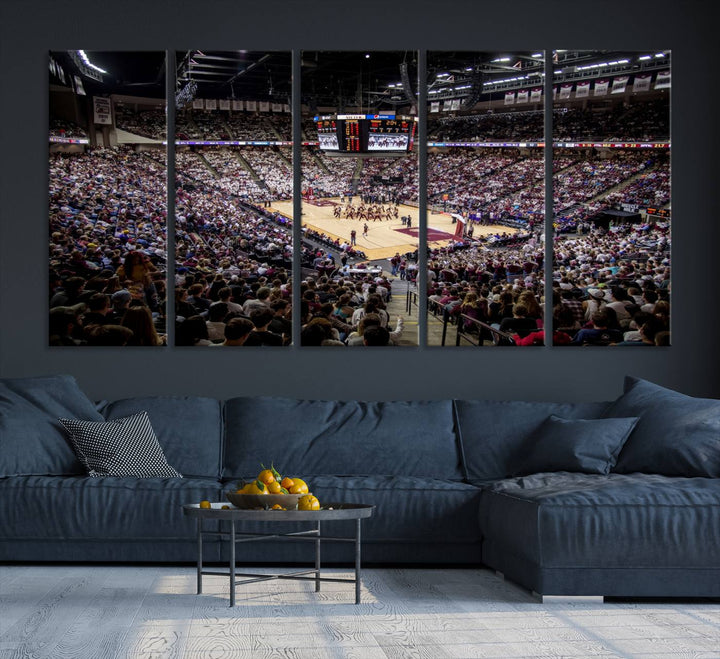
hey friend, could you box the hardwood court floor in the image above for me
[1,565,719,658]
[270,198,514,261]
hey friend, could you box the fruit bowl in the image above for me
[226,492,303,510]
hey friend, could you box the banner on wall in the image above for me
[517,89,529,103]
[633,74,652,92]
[283,104,291,113]
[594,79,609,96]
[272,103,283,112]
[575,81,590,98]
[655,70,671,89]
[205,99,217,110]
[232,100,244,111]
[612,76,629,94]
[504,91,515,105]
[430,101,440,113]
[219,99,230,110]
[74,76,86,96]
[553,86,558,100]
[193,99,204,109]
[451,99,461,110]
[246,100,257,111]
[559,84,572,100]
[443,99,453,111]
[93,97,112,124]
[530,88,542,103]
[259,101,270,112]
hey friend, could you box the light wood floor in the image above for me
[270,198,514,261]
[1,565,719,658]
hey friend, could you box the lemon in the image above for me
[199,500,211,509]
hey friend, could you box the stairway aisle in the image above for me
[385,275,418,346]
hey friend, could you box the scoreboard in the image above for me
[315,114,417,153]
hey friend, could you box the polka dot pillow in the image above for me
[59,411,182,478]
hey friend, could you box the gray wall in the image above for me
[0,0,716,401]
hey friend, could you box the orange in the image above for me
[267,480,283,494]
[257,468,275,485]
[280,476,295,490]
[199,500,211,509]
[298,494,320,511]
[289,478,309,494]
[271,504,286,510]
[245,480,268,495]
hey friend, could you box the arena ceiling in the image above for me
[51,50,670,108]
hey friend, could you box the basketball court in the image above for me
[269,197,519,261]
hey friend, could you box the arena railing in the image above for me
[455,313,517,347]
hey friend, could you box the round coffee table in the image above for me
[182,503,375,606]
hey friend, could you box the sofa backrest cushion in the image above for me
[454,399,612,482]
[0,375,103,476]
[223,397,461,480]
[100,396,223,479]
[514,414,640,476]
[606,376,720,477]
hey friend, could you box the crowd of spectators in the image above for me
[114,106,166,140]
[50,118,88,139]
[426,218,670,347]
[49,146,167,346]
[428,101,669,143]
[302,149,357,197]
[356,156,418,203]
[226,113,291,140]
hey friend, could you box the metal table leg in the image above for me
[315,521,321,592]
[229,520,236,607]
[196,517,203,595]
[355,518,362,604]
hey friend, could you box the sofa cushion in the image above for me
[0,475,222,542]
[223,397,461,480]
[479,472,720,569]
[101,396,223,479]
[515,415,639,476]
[59,412,182,478]
[606,377,720,477]
[0,375,103,477]
[453,400,611,482]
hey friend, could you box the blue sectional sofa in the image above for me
[1,374,719,598]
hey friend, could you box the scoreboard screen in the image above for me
[317,119,339,151]
[368,118,412,152]
[315,114,417,153]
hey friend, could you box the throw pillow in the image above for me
[605,376,720,477]
[515,415,640,476]
[59,411,182,478]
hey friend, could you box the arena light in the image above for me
[639,55,652,61]
[531,53,543,58]
[655,53,666,58]
[77,50,108,75]
[492,57,511,63]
